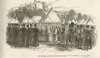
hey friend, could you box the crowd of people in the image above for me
[66,22,96,50]
[6,22,96,50]
[6,23,39,47]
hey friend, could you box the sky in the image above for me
[3,0,97,25]
[5,0,94,15]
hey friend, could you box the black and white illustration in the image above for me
[6,0,97,53]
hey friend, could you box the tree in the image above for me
[65,13,70,22]
[76,13,83,22]
[7,8,16,19]
[68,9,76,21]
[42,2,48,12]
[37,9,45,18]
[15,9,26,23]
[83,14,89,21]
[64,9,76,23]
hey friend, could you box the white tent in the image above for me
[22,16,34,23]
[9,18,19,23]
[87,21,95,25]
[82,19,87,25]
[31,16,41,23]
[68,19,77,24]
[43,8,61,23]
[82,19,95,26]
[79,19,84,24]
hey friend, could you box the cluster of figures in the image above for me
[66,22,96,50]
[6,23,39,47]
[6,22,96,50]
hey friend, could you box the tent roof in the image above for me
[68,19,77,24]
[82,19,95,25]
[9,18,19,23]
[22,17,34,23]
[31,16,41,23]
[42,7,61,23]
[87,21,95,25]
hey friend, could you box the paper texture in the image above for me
[0,0,100,58]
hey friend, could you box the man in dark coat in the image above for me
[90,26,95,49]
[21,24,27,46]
[85,25,92,50]
[67,22,75,45]
[14,24,20,45]
[33,24,39,47]
[45,26,49,42]
[28,24,34,45]
[11,24,16,44]
[26,24,30,47]
[6,24,11,44]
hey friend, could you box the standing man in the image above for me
[90,26,95,49]
[68,22,75,46]
[21,24,27,46]
[45,26,49,42]
[6,24,11,44]
[88,26,93,49]
[26,24,30,47]
[79,25,83,48]
[75,25,80,48]
[28,24,34,45]
[85,25,91,50]
[19,24,26,46]
[53,27,58,42]
[60,25,65,44]
[33,24,39,47]
[14,24,20,45]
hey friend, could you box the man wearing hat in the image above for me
[68,22,75,46]
[21,24,27,46]
[26,24,30,47]
[85,25,91,50]
[33,24,39,47]
[28,24,34,46]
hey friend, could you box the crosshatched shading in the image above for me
[6,0,97,51]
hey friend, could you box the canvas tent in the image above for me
[80,19,84,24]
[40,7,61,23]
[31,16,42,23]
[86,20,95,26]
[9,18,19,23]
[22,16,35,23]
[68,19,77,24]
[82,18,95,25]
